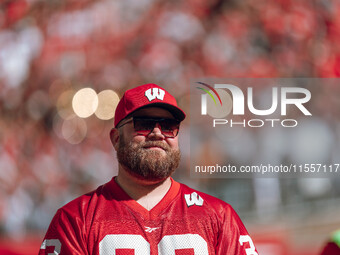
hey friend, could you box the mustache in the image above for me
[141,141,170,151]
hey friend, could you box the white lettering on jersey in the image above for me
[99,234,208,254]
[100,234,150,254]
[239,235,258,255]
[145,88,165,101]
[40,239,61,255]
[184,192,204,207]
[158,234,208,254]
[145,226,160,233]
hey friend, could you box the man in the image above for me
[39,83,258,254]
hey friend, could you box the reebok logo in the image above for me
[145,226,160,233]
[145,88,165,101]
[184,192,204,207]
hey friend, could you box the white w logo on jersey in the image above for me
[145,88,165,101]
[184,192,204,207]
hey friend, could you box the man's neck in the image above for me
[115,168,172,211]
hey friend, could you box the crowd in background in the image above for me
[1,0,340,254]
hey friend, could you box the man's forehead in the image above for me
[132,107,175,118]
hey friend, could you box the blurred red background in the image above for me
[1,0,340,254]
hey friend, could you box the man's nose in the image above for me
[148,123,164,139]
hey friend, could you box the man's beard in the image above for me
[117,135,181,181]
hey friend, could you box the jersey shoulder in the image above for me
[177,182,250,237]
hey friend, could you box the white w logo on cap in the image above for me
[145,88,165,101]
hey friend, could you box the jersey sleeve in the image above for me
[215,204,258,255]
[38,208,87,255]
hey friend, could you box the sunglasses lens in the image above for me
[133,118,179,137]
[134,119,155,135]
[159,119,179,137]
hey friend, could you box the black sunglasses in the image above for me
[117,116,180,138]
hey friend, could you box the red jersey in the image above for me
[39,178,258,255]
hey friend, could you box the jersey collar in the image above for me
[107,176,180,220]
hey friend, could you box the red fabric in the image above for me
[114,84,186,127]
[0,249,22,255]
[38,178,257,255]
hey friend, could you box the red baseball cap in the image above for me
[114,83,186,127]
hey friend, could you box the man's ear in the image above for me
[110,128,120,151]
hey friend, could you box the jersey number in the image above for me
[41,234,256,254]
[239,235,258,255]
[40,239,61,255]
[99,234,208,254]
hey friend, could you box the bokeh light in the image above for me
[72,88,98,118]
[56,89,75,119]
[95,90,119,120]
[61,114,87,144]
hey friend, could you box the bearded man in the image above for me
[39,83,258,255]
